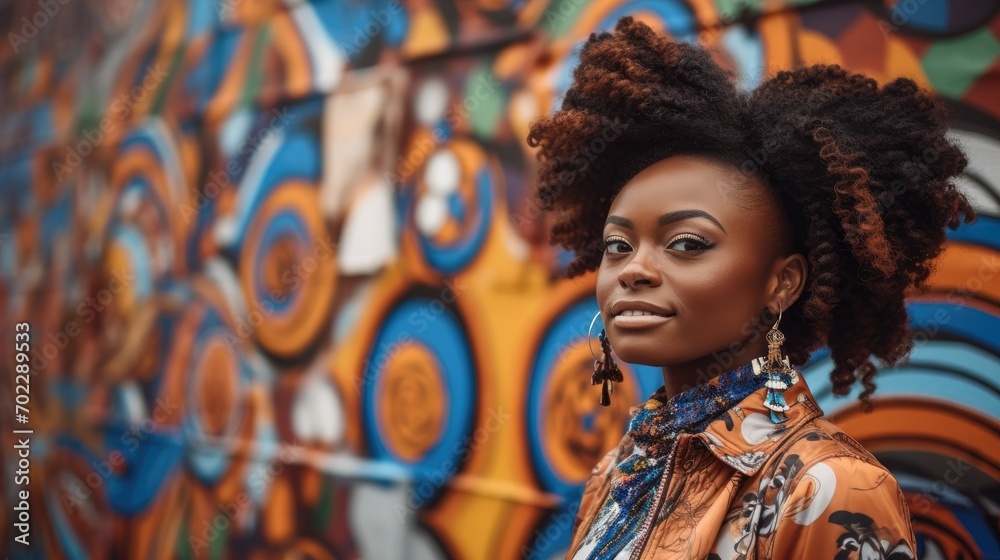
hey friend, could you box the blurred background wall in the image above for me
[0,0,999,558]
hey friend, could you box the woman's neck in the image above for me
[659,336,769,399]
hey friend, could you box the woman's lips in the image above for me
[611,312,675,329]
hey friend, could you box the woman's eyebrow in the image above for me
[605,209,728,235]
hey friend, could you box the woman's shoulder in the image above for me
[746,416,917,558]
[772,415,888,474]
[748,418,914,558]
[752,414,904,498]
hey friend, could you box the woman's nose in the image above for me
[617,248,661,289]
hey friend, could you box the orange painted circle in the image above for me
[238,181,337,358]
[377,342,448,462]
[193,337,240,437]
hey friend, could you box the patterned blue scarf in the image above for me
[580,360,768,560]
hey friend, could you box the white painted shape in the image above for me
[338,177,398,274]
[290,3,345,92]
[415,194,448,236]
[424,150,461,196]
[292,373,345,445]
[415,77,449,125]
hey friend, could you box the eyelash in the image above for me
[603,233,714,254]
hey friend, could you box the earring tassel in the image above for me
[600,379,611,406]
[591,331,623,407]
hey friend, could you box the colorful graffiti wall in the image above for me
[1,0,999,558]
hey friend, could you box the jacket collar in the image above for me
[693,371,825,476]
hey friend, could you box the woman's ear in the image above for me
[770,253,808,312]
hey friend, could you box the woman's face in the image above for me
[596,155,796,369]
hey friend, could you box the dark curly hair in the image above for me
[526,16,976,410]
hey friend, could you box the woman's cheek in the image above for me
[596,262,627,306]
[679,260,760,318]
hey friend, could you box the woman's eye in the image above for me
[603,237,631,254]
[666,234,711,252]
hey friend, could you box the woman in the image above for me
[526,16,975,560]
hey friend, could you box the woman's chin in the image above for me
[610,346,676,368]
[611,341,717,369]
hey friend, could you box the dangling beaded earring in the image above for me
[589,311,623,407]
[751,302,800,423]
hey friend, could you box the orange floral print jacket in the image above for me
[566,376,917,559]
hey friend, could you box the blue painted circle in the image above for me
[362,298,477,480]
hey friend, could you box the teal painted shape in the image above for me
[922,27,1000,98]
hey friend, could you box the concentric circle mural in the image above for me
[237,181,336,358]
[362,296,477,481]
[4,0,1000,558]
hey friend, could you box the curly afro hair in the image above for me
[526,16,976,410]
